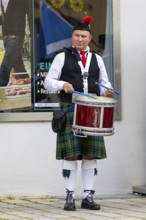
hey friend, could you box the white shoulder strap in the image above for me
[78,52,92,93]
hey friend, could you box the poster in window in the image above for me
[0,0,32,112]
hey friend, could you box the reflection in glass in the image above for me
[33,0,114,111]
[0,0,32,112]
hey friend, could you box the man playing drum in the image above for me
[44,16,113,211]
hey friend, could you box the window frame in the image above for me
[0,0,121,122]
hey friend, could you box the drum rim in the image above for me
[75,100,117,107]
[72,125,114,131]
[72,126,114,136]
[74,96,117,105]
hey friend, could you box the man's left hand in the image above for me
[104,89,114,97]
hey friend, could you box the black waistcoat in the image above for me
[59,49,100,102]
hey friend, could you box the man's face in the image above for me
[72,30,92,51]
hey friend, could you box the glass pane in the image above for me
[0,0,121,121]
[33,0,114,112]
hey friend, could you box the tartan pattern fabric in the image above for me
[56,103,107,160]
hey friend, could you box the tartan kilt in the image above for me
[56,103,107,160]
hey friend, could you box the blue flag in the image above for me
[38,0,73,61]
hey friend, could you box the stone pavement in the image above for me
[0,194,146,220]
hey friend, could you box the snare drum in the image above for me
[72,95,117,137]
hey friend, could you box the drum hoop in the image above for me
[81,131,114,136]
[75,100,117,107]
[72,125,114,132]
[72,126,114,136]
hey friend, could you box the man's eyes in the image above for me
[75,35,86,38]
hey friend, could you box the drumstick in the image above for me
[96,83,121,95]
[73,90,97,99]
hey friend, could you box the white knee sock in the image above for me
[64,170,77,193]
[82,159,97,198]
[62,160,77,194]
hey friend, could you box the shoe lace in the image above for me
[66,189,74,203]
[84,190,95,203]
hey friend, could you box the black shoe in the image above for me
[64,189,76,211]
[81,190,100,210]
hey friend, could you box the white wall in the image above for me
[0,0,146,197]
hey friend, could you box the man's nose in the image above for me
[78,36,82,41]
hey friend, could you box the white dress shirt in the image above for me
[44,47,112,96]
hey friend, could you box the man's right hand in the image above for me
[63,83,74,94]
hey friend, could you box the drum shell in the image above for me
[72,95,117,137]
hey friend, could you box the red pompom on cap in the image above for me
[82,15,93,23]
[73,15,93,32]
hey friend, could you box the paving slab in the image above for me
[0,194,146,220]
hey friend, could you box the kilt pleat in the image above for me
[56,103,107,160]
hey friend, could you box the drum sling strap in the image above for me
[67,48,92,93]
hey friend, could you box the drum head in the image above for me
[73,93,117,107]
